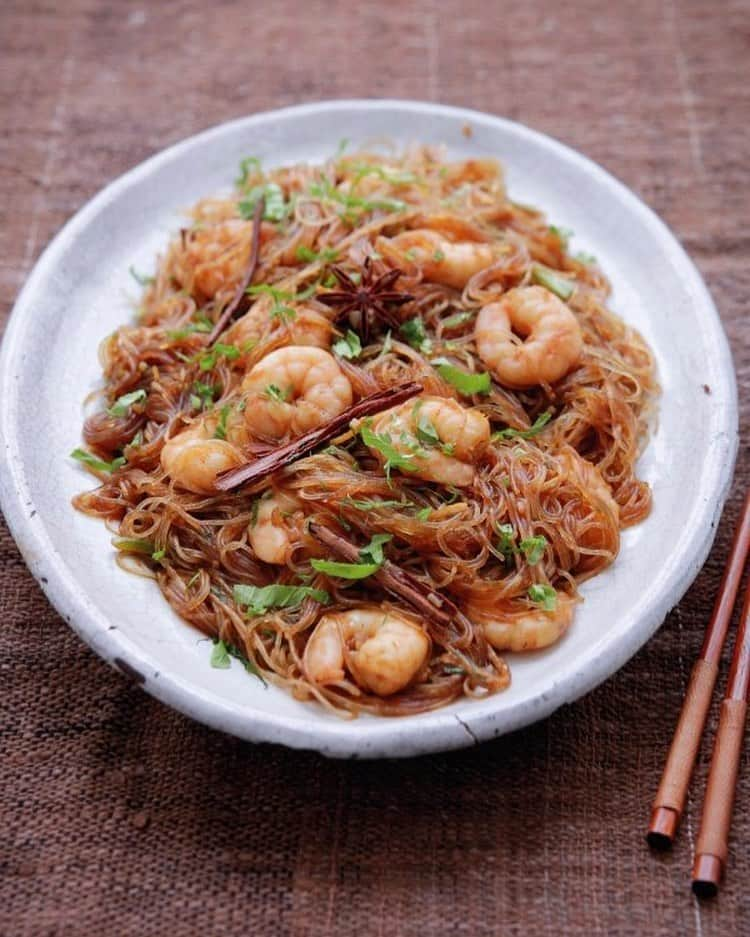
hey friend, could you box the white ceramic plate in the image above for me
[0,100,738,758]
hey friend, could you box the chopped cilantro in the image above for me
[574,251,597,265]
[528,583,557,611]
[359,533,393,565]
[549,225,573,248]
[343,498,407,511]
[359,421,419,483]
[519,535,547,565]
[197,343,241,371]
[531,263,575,301]
[107,389,146,418]
[235,156,262,188]
[495,523,516,559]
[441,310,475,330]
[238,182,286,222]
[432,358,491,395]
[210,639,232,669]
[112,538,154,555]
[399,317,432,354]
[415,409,440,447]
[295,244,340,264]
[129,265,154,287]
[332,330,362,360]
[493,410,552,441]
[71,449,126,474]
[233,583,329,614]
[191,381,217,410]
[213,404,231,440]
[264,384,289,402]
[310,559,381,580]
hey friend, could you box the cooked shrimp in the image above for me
[367,396,490,487]
[227,301,333,351]
[303,607,430,696]
[240,346,353,440]
[160,418,244,494]
[557,447,618,520]
[178,220,256,302]
[382,230,501,290]
[475,285,582,388]
[556,447,620,571]
[483,593,575,652]
[248,491,302,565]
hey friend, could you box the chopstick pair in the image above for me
[647,491,750,897]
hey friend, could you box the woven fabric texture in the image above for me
[1,1,748,934]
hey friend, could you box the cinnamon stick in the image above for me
[206,195,265,346]
[308,521,458,630]
[215,381,423,491]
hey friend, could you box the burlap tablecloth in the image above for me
[1,1,748,934]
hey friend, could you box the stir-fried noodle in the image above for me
[73,146,657,717]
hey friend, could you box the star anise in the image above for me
[317,256,413,344]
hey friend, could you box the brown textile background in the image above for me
[1,1,748,934]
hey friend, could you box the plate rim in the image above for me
[0,98,738,757]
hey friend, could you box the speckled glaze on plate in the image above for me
[0,100,738,758]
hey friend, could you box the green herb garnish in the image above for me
[166,317,213,340]
[441,310,474,330]
[197,343,241,371]
[528,583,557,610]
[191,381,217,410]
[295,244,340,264]
[264,384,289,403]
[310,533,393,580]
[71,449,126,474]
[236,156,262,188]
[210,639,232,669]
[399,317,432,354]
[531,263,575,301]
[359,533,393,565]
[238,182,286,222]
[548,225,573,249]
[519,535,547,565]
[332,329,362,360]
[350,163,419,186]
[112,538,155,555]
[309,178,406,222]
[574,251,597,265]
[343,498,407,511]
[233,583,329,615]
[129,265,154,287]
[432,358,491,395]
[495,523,516,559]
[210,637,267,684]
[415,410,440,447]
[213,404,231,440]
[247,283,316,323]
[151,548,166,562]
[107,388,146,418]
[416,506,432,521]
[359,421,419,482]
[493,410,552,441]
[310,559,381,580]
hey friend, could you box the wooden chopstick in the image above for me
[647,491,750,848]
[691,572,750,897]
